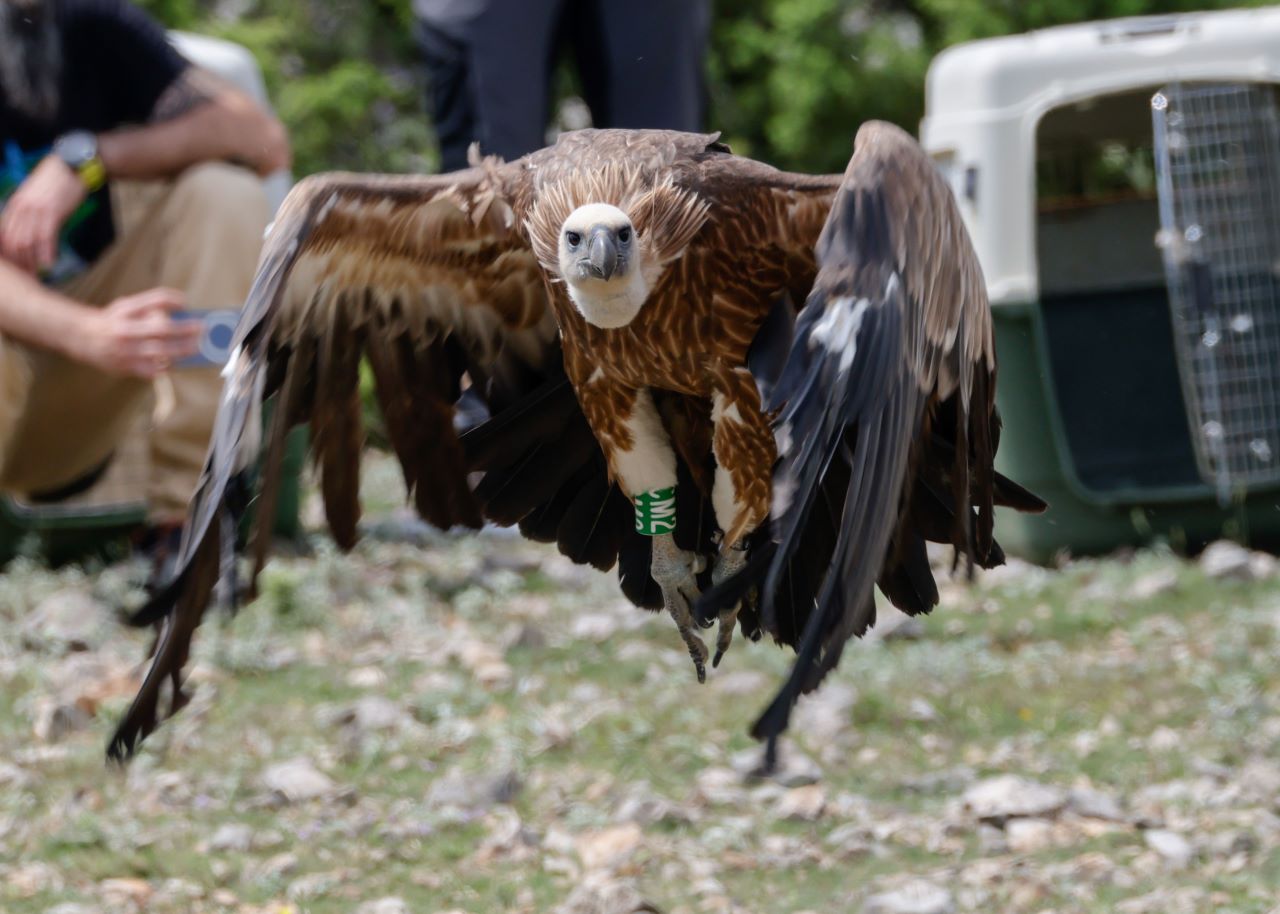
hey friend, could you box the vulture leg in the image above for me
[651,532,709,683]
[710,539,749,668]
[575,380,711,681]
[707,370,776,668]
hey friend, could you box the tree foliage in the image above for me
[138,0,1273,176]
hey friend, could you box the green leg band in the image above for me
[634,486,676,536]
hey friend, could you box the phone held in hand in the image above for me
[171,309,240,368]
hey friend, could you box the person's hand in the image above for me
[70,288,202,379]
[0,155,89,274]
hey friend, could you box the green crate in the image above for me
[0,427,307,567]
[991,301,1280,562]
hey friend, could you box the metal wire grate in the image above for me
[1153,82,1280,501]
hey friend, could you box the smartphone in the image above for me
[172,309,241,368]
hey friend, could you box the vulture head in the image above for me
[558,203,651,329]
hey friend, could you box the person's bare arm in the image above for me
[0,259,199,378]
[99,67,291,180]
[0,68,289,273]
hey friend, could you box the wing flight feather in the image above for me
[108,166,556,760]
[747,121,1046,744]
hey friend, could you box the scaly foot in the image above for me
[650,533,709,682]
[710,540,749,668]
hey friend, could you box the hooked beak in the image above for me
[587,228,619,281]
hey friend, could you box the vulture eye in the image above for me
[617,227,631,243]
[566,231,582,247]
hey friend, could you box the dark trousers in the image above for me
[418,0,710,171]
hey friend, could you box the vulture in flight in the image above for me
[108,123,1045,762]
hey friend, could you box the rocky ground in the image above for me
[3,454,1280,913]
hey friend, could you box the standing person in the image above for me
[415,0,710,171]
[0,0,289,554]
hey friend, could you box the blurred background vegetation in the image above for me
[137,0,1271,176]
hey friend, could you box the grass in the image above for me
[3,462,1280,912]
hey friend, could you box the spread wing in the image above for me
[740,121,1047,743]
[107,164,558,760]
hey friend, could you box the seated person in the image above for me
[0,0,289,552]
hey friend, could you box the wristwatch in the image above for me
[52,130,106,192]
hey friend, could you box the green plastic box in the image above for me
[0,427,307,567]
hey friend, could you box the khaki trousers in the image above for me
[0,162,270,520]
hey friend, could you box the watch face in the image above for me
[55,131,97,169]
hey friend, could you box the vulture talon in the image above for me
[650,533,709,683]
[709,540,750,669]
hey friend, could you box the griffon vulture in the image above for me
[108,123,1046,762]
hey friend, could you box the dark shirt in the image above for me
[0,0,188,266]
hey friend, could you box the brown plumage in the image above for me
[108,124,1045,762]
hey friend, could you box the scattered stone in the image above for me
[346,666,388,689]
[977,556,1049,589]
[1205,828,1257,859]
[901,766,975,795]
[1200,540,1253,580]
[23,589,107,653]
[1129,567,1179,600]
[731,742,821,787]
[288,871,342,901]
[906,697,940,723]
[0,760,31,788]
[9,862,62,896]
[503,622,548,651]
[1249,551,1277,579]
[337,695,409,733]
[864,880,955,914]
[209,823,253,853]
[427,768,522,813]
[1068,786,1127,822]
[473,808,538,864]
[1005,818,1054,853]
[1115,887,1210,914]
[32,697,92,743]
[1239,759,1280,800]
[1145,829,1194,868]
[1190,757,1233,780]
[154,878,202,907]
[711,669,769,696]
[571,612,620,642]
[44,904,102,914]
[575,823,643,872]
[1147,726,1181,751]
[260,758,336,803]
[456,639,513,689]
[776,784,826,821]
[356,897,410,914]
[98,877,152,908]
[614,787,682,826]
[868,610,927,643]
[826,823,874,858]
[792,682,856,741]
[696,767,747,806]
[962,776,1066,824]
[253,852,299,883]
[557,877,659,914]
[977,823,1008,855]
